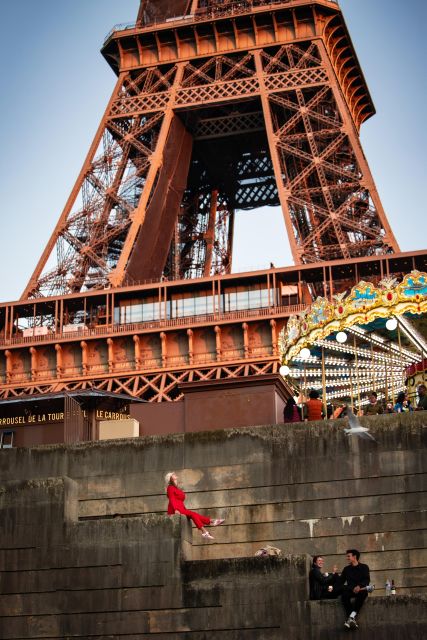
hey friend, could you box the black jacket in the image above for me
[339,562,370,590]
[309,566,337,600]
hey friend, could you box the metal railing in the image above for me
[103,0,338,44]
[104,21,138,44]
[193,351,217,364]
[0,304,305,348]
[86,364,108,374]
[1,346,277,385]
[62,366,82,376]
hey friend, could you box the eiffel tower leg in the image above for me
[21,74,126,299]
[254,49,300,265]
[23,63,189,297]
[316,41,399,254]
[110,63,190,286]
[254,43,398,264]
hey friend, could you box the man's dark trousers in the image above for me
[341,588,368,616]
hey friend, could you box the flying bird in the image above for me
[344,408,377,442]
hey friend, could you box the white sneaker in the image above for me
[349,617,358,630]
[211,518,225,526]
[201,531,214,540]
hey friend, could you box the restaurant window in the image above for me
[170,292,214,318]
[116,297,161,324]
[223,286,272,312]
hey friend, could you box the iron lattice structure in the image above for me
[0,359,280,403]
[22,0,398,300]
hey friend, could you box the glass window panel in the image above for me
[116,298,160,324]
[195,294,214,315]
[236,290,250,310]
[260,288,270,307]
[170,293,213,318]
[223,286,273,312]
[248,288,261,308]
[142,301,160,322]
[130,305,143,323]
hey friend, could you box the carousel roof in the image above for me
[279,270,427,406]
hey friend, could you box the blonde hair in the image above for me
[164,471,175,487]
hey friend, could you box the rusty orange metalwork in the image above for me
[22,0,398,299]
[2,252,426,402]
[0,1,413,404]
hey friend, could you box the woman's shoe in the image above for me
[211,518,225,527]
[201,531,214,540]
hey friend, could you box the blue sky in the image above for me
[0,0,425,301]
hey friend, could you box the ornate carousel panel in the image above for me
[279,271,427,413]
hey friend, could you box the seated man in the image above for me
[309,556,341,600]
[339,549,372,630]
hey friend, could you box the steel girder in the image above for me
[0,358,279,403]
[22,36,398,298]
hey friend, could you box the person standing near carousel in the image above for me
[363,391,384,416]
[283,396,302,423]
[304,389,324,421]
[416,384,427,410]
[165,472,225,540]
[393,391,413,413]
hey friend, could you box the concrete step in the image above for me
[77,473,427,516]
[308,597,427,639]
[0,585,183,617]
[1,416,426,637]
[190,528,427,559]
[78,491,427,538]
[191,509,427,543]
[76,463,426,501]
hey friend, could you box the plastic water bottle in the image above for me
[385,579,391,596]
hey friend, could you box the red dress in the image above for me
[167,485,211,530]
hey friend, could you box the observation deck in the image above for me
[101,0,374,127]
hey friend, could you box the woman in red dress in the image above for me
[165,472,224,540]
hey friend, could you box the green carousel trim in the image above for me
[279,270,427,364]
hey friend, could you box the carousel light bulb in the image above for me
[336,331,348,344]
[279,365,290,377]
[299,347,311,359]
[386,317,398,331]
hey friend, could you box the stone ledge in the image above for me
[0,410,425,455]
[308,596,427,639]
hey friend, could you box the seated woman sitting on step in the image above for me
[165,472,225,540]
[309,556,341,600]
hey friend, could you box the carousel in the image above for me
[278,270,427,415]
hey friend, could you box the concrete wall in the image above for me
[0,412,426,637]
[0,479,190,638]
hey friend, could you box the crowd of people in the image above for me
[283,389,324,422]
[283,384,427,423]
[309,549,374,630]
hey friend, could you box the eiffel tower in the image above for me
[23,0,398,299]
[1,1,424,409]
